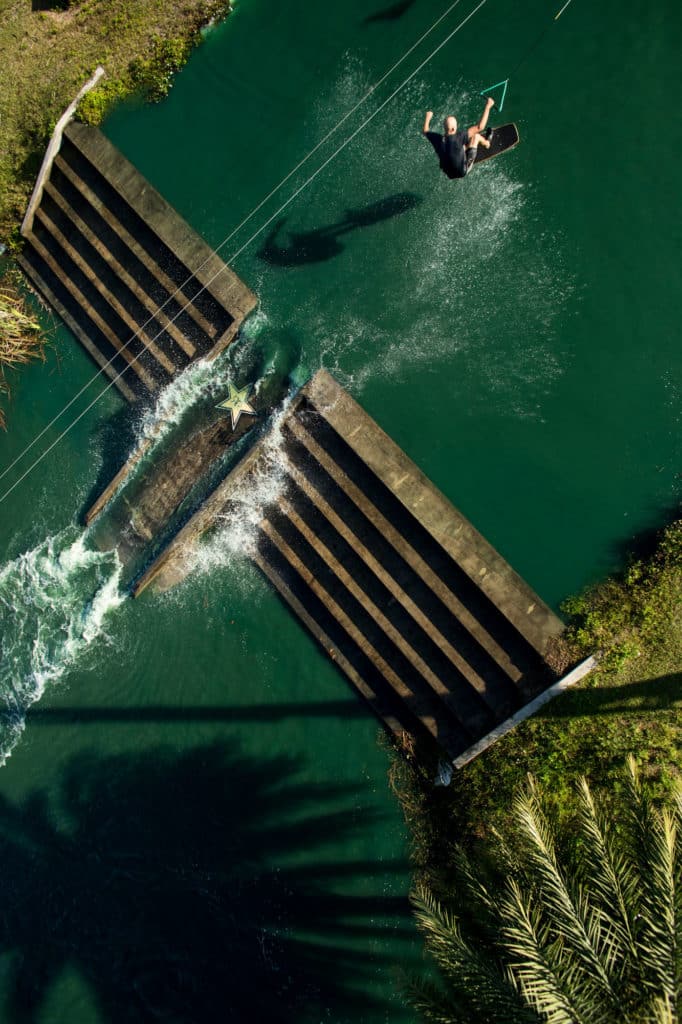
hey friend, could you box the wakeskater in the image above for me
[422,95,495,179]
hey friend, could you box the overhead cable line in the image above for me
[0,0,469,487]
[0,0,487,506]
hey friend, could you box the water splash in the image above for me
[248,64,574,418]
[136,348,236,445]
[187,397,294,590]
[0,528,123,765]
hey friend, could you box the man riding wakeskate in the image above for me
[422,96,494,179]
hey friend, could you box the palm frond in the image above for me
[513,784,620,1007]
[648,992,677,1024]
[403,974,477,1024]
[575,776,639,968]
[621,757,681,1005]
[410,885,540,1023]
[499,876,584,1024]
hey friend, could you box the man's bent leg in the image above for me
[467,129,491,150]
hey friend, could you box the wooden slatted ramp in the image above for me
[134,370,565,764]
[19,122,256,401]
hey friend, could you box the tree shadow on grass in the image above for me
[0,740,410,1023]
[537,672,682,719]
[31,0,70,10]
[257,193,422,268]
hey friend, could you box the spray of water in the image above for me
[250,63,574,415]
[0,528,123,764]
[188,396,295,588]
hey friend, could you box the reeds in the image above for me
[0,275,46,428]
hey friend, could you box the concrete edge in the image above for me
[451,654,599,769]
[304,369,564,654]
[63,122,257,320]
[132,392,306,596]
[21,67,105,237]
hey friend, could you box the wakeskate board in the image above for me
[474,123,520,166]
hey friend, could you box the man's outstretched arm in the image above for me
[475,96,494,133]
[422,110,434,134]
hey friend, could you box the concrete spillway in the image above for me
[19,121,256,401]
[136,370,565,764]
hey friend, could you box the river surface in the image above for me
[1,0,681,1020]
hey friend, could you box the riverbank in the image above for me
[0,0,232,424]
[390,514,682,890]
[0,0,232,239]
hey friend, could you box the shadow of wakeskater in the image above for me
[257,192,422,268]
[363,0,416,23]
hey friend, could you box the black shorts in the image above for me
[464,146,478,174]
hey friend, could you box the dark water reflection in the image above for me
[0,742,409,1023]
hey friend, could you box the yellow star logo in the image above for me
[215,382,257,429]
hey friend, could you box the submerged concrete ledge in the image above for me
[135,369,567,766]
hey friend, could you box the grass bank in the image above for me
[390,515,682,891]
[0,0,232,238]
[0,0,232,423]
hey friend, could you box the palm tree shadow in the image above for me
[0,741,411,1023]
[257,193,423,268]
[537,672,682,719]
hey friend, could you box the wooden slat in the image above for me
[253,547,408,741]
[54,154,219,345]
[26,230,157,392]
[286,466,515,718]
[260,515,471,759]
[36,206,177,377]
[44,180,196,360]
[17,250,137,403]
[286,415,530,692]
[279,496,493,736]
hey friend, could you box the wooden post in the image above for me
[21,66,105,238]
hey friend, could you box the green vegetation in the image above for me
[390,515,682,887]
[0,0,232,236]
[408,758,682,1024]
[0,268,47,428]
[79,35,195,123]
[0,0,232,423]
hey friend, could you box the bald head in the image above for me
[444,116,457,134]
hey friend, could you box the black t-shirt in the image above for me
[425,129,469,179]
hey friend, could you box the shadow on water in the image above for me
[609,499,682,567]
[0,740,410,1024]
[82,402,141,520]
[27,701,369,724]
[363,0,416,24]
[257,193,423,268]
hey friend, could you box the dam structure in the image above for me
[19,120,256,401]
[136,370,574,766]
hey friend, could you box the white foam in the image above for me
[136,349,232,444]
[251,67,574,418]
[186,397,294,592]
[0,528,123,765]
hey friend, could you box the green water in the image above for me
[1,0,681,1020]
